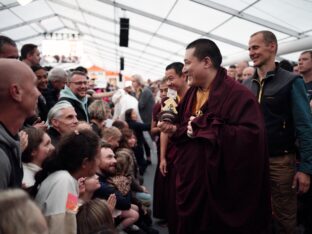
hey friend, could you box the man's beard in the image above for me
[101,167,116,176]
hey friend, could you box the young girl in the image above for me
[33,129,101,234]
[22,127,54,188]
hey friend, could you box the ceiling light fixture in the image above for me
[17,0,33,6]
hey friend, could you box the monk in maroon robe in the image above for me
[159,39,271,234]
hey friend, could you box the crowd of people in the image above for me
[0,30,312,234]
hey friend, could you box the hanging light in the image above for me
[17,0,33,6]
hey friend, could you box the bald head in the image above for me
[242,67,255,81]
[0,59,34,99]
[236,60,249,78]
[0,59,40,134]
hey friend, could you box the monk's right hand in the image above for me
[157,121,177,134]
[159,159,167,176]
[187,116,196,138]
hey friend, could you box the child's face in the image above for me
[131,110,138,121]
[84,174,100,192]
[127,134,137,148]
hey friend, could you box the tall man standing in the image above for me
[298,50,312,104]
[0,59,40,189]
[244,31,312,234]
[298,49,312,234]
[131,74,155,164]
[159,39,271,234]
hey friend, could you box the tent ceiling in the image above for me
[1,0,312,80]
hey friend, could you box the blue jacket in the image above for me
[59,85,90,122]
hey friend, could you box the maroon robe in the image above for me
[152,102,169,219]
[153,101,179,233]
[172,68,271,234]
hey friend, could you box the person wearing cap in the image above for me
[44,67,68,110]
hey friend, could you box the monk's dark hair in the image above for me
[20,44,37,60]
[186,39,222,68]
[166,62,184,76]
[31,129,100,196]
[251,30,278,53]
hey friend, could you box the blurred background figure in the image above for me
[0,189,48,234]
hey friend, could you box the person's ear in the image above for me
[203,56,213,68]
[51,119,59,128]
[9,83,22,102]
[81,157,89,169]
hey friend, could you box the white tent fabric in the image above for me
[1,0,312,80]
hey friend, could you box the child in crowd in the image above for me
[22,127,54,188]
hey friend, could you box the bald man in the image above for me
[0,59,40,189]
[242,66,255,81]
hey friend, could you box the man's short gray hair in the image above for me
[131,74,145,86]
[68,71,87,82]
[48,67,68,82]
[47,101,73,125]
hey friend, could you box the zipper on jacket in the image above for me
[283,120,286,129]
[253,79,265,103]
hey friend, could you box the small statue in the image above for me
[159,97,178,123]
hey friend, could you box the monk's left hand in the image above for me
[292,171,310,194]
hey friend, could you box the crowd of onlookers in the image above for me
[1,31,312,234]
[0,34,160,234]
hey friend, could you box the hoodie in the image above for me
[59,85,90,122]
[0,123,22,189]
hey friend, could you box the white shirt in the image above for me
[35,170,79,216]
[22,162,41,187]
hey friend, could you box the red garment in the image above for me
[173,68,271,234]
[152,102,168,219]
[153,102,179,233]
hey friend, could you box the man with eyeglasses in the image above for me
[0,35,18,59]
[59,71,90,122]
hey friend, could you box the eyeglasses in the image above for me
[70,81,88,86]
